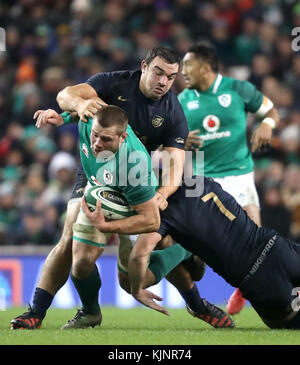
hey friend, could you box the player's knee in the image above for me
[47,240,72,265]
[156,235,173,249]
[118,272,131,293]
[72,255,96,278]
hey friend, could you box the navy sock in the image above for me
[179,284,206,312]
[32,287,54,319]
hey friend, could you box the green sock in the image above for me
[71,265,101,315]
[148,244,192,284]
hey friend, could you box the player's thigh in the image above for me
[282,240,300,329]
[60,200,81,244]
[72,209,110,265]
[155,235,174,249]
[243,204,261,226]
[60,165,87,244]
[241,237,299,328]
[214,172,260,209]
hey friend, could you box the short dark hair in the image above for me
[188,43,219,72]
[94,105,128,134]
[144,46,181,66]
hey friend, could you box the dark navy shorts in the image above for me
[69,165,88,202]
[240,235,300,329]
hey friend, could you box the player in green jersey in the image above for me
[19,106,168,329]
[178,43,280,315]
[12,105,232,330]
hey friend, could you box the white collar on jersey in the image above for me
[212,74,223,93]
[194,73,223,97]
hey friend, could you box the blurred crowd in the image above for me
[0,0,299,245]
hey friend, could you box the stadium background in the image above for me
[0,0,299,309]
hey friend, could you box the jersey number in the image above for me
[202,192,236,221]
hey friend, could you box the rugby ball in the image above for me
[84,185,136,220]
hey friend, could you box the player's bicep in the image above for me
[254,95,274,117]
[131,196,159,217]
[68,83,98,99]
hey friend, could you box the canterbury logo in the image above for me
[117,96,127,102]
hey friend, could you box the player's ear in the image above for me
[203,62,212,74]
[141,60,147,74]
[121,132,128,142]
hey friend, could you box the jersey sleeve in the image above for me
[121,179,156,206]
[161,96,189,150]
[119,148,157,206]
[60,111,80,124]
[157,218,170,238]
[61,111,73,125]
[233,79,264,113]
[86,72,113,100]
[86,71,129,100]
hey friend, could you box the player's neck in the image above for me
[197,73,218,92]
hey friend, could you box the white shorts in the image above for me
[72,182,111,247]
[73,209,111,247]
[213,172,260,208]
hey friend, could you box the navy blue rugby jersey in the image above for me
[86,70,188,153]
[158,176,277,287]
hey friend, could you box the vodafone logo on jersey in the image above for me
[201,115,231,141]
[202,115,220,132]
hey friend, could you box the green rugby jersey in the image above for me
[178,74,263,177]
[62,113,158,206]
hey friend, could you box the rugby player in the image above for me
[179,43,280,314]
[128,176,300,329]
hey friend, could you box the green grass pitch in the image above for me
[1,306,300,345]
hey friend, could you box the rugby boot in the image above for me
[226,288,246,315]
[187,299,235,328]
[10,305,43,330]
[61,308,102,330]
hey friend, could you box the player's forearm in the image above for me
[159,147,184,199]
[262,107,280,128]
[129,233,161,294]
[97,213,160,235]
[159,159,184,198]
[57,87,85,112]
[128,254,149,295]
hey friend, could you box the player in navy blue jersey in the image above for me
[11,47,217,330]
[85,70,188,153]
[129,176,300,329]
